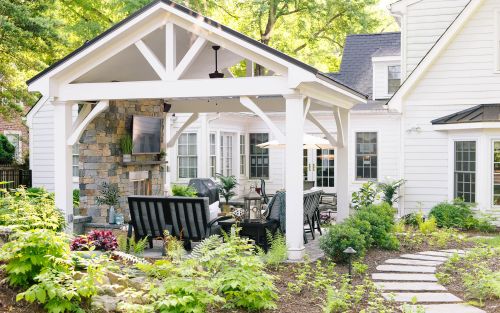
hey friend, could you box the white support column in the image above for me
[284,94,305,261]
[336,107,350,222]
[53,100,74,233]
[199,113,209,177]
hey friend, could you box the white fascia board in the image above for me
[372,55,401,63]
[433,122,500,131]
[26,95,50,127]
[301,80,367,107]
[27,4,165,87]
[388,0,483,107]
[390,0,422,14]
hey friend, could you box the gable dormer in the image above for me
[330,32,401,102]
[391,0,469,79]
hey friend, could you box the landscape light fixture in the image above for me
[343,247,357,284]
[209,45,224,79]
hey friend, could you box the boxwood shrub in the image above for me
[319,223,367,263]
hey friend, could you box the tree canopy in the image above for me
[0,0,397,117]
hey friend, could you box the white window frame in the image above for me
[177,132,198,180]
[239,134,246,176]
[491,139,500,207]
[209,132,216,178]
[249,133,270,179]
[388,65,401,95]
[3,130,22,162]
[372,56,400,100]
[354,131,379,181]
[452,140,477,203]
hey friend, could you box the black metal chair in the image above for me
[128,196,230,250]
[260,179,270,204]
[302,190,322,243]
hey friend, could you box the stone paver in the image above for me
[376,265,436,273]
[374,282,446,291]
[373,249,485,312]
[372,273,438,281]
[440,249,466,254]
[385,258,443,266]
[408,304,486,313]
[383,292,462,303]
[400,254,448,261]
[418,251,457,257]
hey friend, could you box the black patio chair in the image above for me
[128,196,230,250]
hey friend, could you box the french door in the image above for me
[220,132,235,176]
[303,148,336,192]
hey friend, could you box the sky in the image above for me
[379,0,396,9]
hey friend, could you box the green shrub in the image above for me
[0,134,15,164]
[378,179,404,206]
[0,229,71,287]
[418,216,437,235]
[429,199,485,229]
[171,184,198,197]
[0,187,65,232]
[402,211,424,227]
[354,202,399,250]
[320,223,366,263]
[351,181,378,210]
[344,216,374,247]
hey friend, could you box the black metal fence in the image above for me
[0,169,32,189]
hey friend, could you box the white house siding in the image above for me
[372,58,401,100]
[168,111,402,202]
[404,0,469,77]
[30,104,79,192]
[31,103,55,191]
[401,0,500,213]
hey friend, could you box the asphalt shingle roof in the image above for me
[328,32,401,101]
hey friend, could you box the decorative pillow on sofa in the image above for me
[209,201,221,220]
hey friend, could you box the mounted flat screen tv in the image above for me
[132,116,162,154]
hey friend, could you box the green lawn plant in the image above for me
[0,186,65,232]
[117,226,278,312]
[171,184,198,197]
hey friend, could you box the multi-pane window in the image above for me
[493,142,500,205]
[209,133,216,178]
[5,133,20,161]
[454,141,476,203]
[220,133,233,176]
[316,149,335,187]
[178,133,197,179]
[388,65,401,94]
[249,133,269,179]
[355,132,377,180]
[240,134,246,175]
[72,144,79,177]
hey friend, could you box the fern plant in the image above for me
[260,231,287,267]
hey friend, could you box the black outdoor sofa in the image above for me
[127,196,230,250]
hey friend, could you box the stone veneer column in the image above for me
[78,100,165,223]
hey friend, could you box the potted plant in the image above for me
[96,182,120,224]
[158,149,166,161]
[120,134,133,163]
[216,174,237,213]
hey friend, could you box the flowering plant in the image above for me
[70,230,118,251]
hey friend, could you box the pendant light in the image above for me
[209,45,224,79]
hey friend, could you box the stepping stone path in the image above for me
[372,249,486,313]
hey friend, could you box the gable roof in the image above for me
[26,0,366,99]
[328,32,401,100]
[387,0,480,108]
[432,104,500,125]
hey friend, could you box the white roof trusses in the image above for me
[27,0,366,111]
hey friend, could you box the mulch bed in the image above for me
[0,233,490,313]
